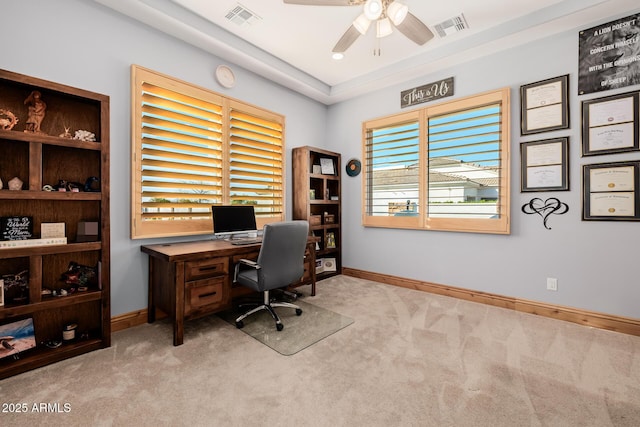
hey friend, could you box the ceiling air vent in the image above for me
[225,3,262,26]
[434,14,469,38]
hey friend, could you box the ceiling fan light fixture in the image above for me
[353,13,371,35]
[363,0,383,20]
[376,17,393,38]
[387,1,409,26]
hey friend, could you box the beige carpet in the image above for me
[1,275,639,426]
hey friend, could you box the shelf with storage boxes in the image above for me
[292,146,341,281]
[0,68,110,379]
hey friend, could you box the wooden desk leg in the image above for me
[174,261,185,346]
[147,258,156,323]
[310,244,316,296]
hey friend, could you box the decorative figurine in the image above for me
[59,126,72,138]
[23,90,47,134]
[8,177,23,191]
[0,109,18,130]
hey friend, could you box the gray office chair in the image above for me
[233,220,309,331]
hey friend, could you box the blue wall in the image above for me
[328,13,640,319]
[1,0,327,316]
[2,0,639,320]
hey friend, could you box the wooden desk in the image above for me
[141,238,316,346]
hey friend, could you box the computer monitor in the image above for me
[211,205,257,239]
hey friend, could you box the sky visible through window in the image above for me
[370,104,501,169]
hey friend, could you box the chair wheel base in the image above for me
[295,308,303,316]
[235,320,244,329]
[276,323,284,331]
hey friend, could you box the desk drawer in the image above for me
[185,257,228,281]
[232,250,259,264]
[185,277,225,315]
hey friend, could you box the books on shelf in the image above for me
[0,237,67,249]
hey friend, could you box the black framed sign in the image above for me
[0,216,33,241]
[578,13,640,95]
[520,74,569,135]
[582,161,640,221]
[520,137,569,192]
[581,91,639,156]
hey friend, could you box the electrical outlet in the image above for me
[546,277,558,291]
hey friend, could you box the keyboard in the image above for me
[230,238,262,246]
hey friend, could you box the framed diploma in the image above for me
[520,137,569,192]
[520,75,569,135]
[320,158,335,175]
[582,161,640,221]
[581,91,639,156]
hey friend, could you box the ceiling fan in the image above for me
[283,0,434,54]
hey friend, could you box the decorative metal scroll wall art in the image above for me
[521,198,569,229]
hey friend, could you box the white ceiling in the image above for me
[96,0,639,104]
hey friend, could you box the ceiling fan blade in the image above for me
[395,12,434,45]
[283,0,360,5]
[332,25,361,53]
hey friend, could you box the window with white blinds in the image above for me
[362,88,510,234]
[131,66,284,239]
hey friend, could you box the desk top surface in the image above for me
[141,236,317,262]
[141,238,259,260]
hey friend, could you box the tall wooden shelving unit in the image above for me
[0,69,110,379]
[292,146,341,281]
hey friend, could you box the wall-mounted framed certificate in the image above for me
[582,161,640,221]
[520,137,569,192]
[581,91,639,156]
[520,74,569,135]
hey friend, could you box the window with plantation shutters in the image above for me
[229,104,283,220]
[131,66,285,239]
[365,115,421,222]
[362,88,510,234]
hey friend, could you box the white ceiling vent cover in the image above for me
[225,4,262,26]
[434,14,469,38]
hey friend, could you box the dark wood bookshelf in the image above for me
[292,146,341,281]
[0,68,110,379]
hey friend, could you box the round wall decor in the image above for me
[346,158,361,177]
[215,65,236,88]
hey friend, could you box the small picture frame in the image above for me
[320,158,335,175]
[581,91,639,157]
[0,318,37,360]
[322,257,337,272]
[325,231,336,249]
[41,222,65,239]
[0,279,4,307]
[520,74,569,135]
[520,137,569,192]
[582,161,640,221]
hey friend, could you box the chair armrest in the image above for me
[233,258,260,283]
[238,258,259,268]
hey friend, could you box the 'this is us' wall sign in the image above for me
[401,77,454,108]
